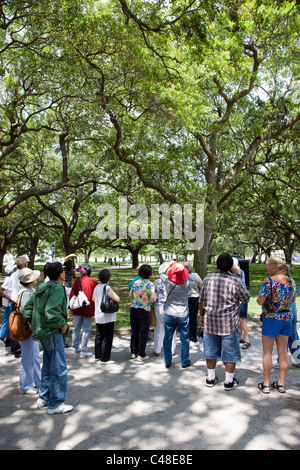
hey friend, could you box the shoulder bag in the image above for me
[9,290,32,341]
[69,278,90,310]
[100,284,119,314]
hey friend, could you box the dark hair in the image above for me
[20,281,31,287]
[99,268,111,284]
[46,262,64,281]
[43,262,51,278]
[216,253,233,272]
[63,260,73,271]
[138,264,152,279]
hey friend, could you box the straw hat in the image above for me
[19,268,41,283]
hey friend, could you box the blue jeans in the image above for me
[163,314,190,367]
[0,305,11,339]
[288,302,300,361]
[40,331,67,409]
[204,329,241,363]
[72,315,93,352]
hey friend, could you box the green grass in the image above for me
[1,263,299,330]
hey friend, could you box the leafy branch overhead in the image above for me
[0,0,299,273]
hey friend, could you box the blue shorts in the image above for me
[204,328,241,363]
[239,303,248,318]
[262,317,292,338]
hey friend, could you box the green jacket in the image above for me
[23,281,68,339]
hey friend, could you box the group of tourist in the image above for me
[0,252,299,414]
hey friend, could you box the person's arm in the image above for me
[23,295,34,323]
[107,287,120,303]
[256,278,269,306]
[149,284,157,303]
[0,287,12,303]
[199,303,204,326]
[44,287,68,332]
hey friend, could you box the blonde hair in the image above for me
[268,256,292,284]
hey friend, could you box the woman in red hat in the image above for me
[159,261,194,368]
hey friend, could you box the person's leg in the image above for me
[80,316,93,354]
[204,332,220,386]
[153,303,165,354]
[177,315,190,367]
[221,328,241,389]
[39,339,50,404]
[32,339,41,388]
[19,337,38,392]
[130,308,139,356]
[262,334,275,386]
[138,309,150,358]
[101,322,115,362]
[0,305,11,339]
[239,303,249,342]
[72,315,82,352]
[41,332,67,409]
[95,323,103,360]
[188,297,199,343]
[276,334,289,387]
[163,314,176,366]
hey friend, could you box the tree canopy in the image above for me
[0,0,299,274]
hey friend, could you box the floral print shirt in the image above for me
[259,277,296,320]
[153,278,167,304]
[130,278,155,312]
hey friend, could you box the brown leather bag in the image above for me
[9,290,32,341]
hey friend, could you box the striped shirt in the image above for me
[199,270,250,336]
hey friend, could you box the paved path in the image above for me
[0,322,299,451]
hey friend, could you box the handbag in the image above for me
[100,284,119,314]
[150,305,156,327]
[69,278,90,310]
[260,277,275,320]
[9,290,32,341]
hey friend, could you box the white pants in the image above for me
[154,303,176,355]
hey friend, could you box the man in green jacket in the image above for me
[23,262,73,415]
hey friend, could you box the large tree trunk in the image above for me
[193,184,217,279]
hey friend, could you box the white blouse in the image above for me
[94,283,117,324]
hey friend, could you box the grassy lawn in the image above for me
[1,262,299,330]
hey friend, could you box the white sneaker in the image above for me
[100,360,115,364]
[20,387,39,395]
[37,398,48,409]
[47,403,73,415]
[190,341,200,348]
[79,351,93,358]
[136,355,150,362]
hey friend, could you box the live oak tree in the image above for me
[112,0,300,276]
[1,0,299,274]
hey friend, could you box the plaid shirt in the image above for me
[199,270,250,336]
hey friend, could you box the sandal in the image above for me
[242,341,251,349]
[271,381,286,393]
[258,382,270,394]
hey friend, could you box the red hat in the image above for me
[167,262,189,284]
